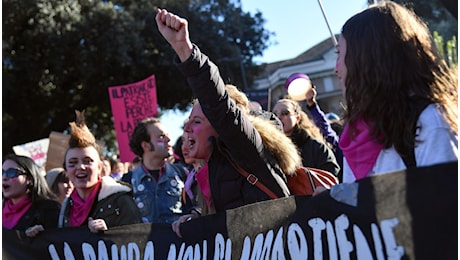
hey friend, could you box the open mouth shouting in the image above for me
[188,137,196,150]
[2,183,11,193]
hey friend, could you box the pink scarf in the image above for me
[194,163,212,207]
[185,169,196,200]
[339,119,384,180]
[69,180,101,227]
[3,196,32,229]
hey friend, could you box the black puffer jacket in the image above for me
[175,45,301,212]
[290,127,341,176]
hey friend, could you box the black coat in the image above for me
[290,127,341,176]
[12,199,61,231]
[175,46,291,212]
[59,177,141,228]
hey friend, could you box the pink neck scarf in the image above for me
[69,180,101,227]
[194,163,212,207]
[185,168,196,201]
[339,119,384,180]
[3,196,32,229]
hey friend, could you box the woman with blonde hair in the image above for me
[273,98,340,176]
[156,8,301,221]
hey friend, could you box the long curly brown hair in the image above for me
[341,1,457,155]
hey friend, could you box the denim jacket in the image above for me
[130,163,186,224]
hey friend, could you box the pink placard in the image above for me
[108,75,158,162]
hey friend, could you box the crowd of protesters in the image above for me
[3,1,457,241]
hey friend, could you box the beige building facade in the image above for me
[250,35,345,118]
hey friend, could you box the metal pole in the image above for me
[267,87,272,111]
[317,0,338,46]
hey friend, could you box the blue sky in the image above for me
[240,0,368,63]
[162,0,368,143]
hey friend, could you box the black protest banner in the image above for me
[3,162,457,259]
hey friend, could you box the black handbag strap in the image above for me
[304,168,317,192]
[400,99,432,168]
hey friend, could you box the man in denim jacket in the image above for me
[125,117,187,224]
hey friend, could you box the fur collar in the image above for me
[98,176,132,201]
[249,115,301,176]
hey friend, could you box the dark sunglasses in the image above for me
[2,168,26,179]
[274,109,291,117]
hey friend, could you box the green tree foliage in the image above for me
[392,0,457,42]
[394,0,458,68]
[3,0,272,156]
[445,36,457,66]
[434,32,458,66]
[368,1,458,72]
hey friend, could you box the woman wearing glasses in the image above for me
[2,154,61,237]
[272,99,341,177]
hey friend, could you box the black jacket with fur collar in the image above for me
[58,176,142,228]
[175,45,301,212]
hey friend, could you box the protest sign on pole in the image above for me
[108,75,158,162]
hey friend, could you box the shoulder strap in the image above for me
[401,148,416,168]
[304,168,317,192]
[400,100,432,168]
[226,157,279,200]
[217,143,279,199]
